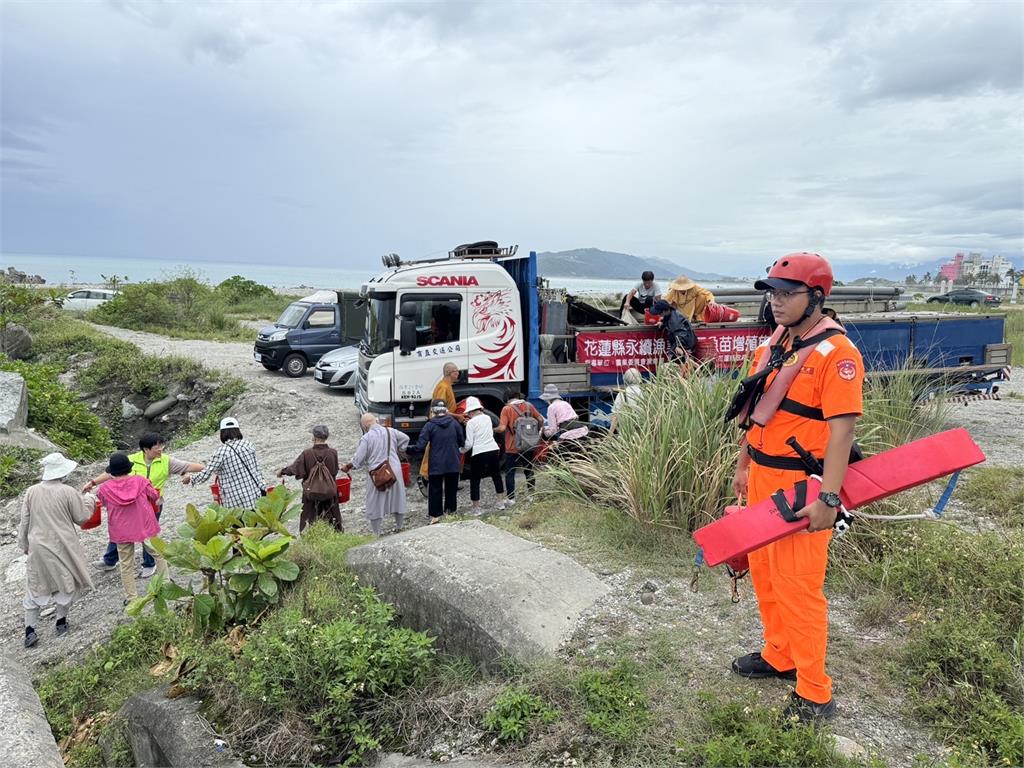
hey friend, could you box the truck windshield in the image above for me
[275,303,308,329]
[365,295,396,355]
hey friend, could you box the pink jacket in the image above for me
[97,475,160,544]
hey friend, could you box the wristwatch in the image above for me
[818,491,843,509]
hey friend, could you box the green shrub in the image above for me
[542,364,739,531]
[575,662,650,745]
[216,275,274,303]
[680,693,867,767]
[0,359,113,460]
[0,446,45,500]
[131,487,303,634]
[858,363,950,455]
[483,685,558,743]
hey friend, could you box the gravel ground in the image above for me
[942,366,1023,467]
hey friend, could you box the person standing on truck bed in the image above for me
[495,391,544,506]
[727,251,864,725]
[417,361,465,494]
[625,270,662,314]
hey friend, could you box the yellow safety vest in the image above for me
[128,450,170,495]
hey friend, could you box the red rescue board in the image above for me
[694,428,985,567]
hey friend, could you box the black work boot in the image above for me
[782,691,837,724]
[731,651,797,681]
[24,626,38,648]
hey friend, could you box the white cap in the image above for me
[462,396,483,413]
[40,453,77,481]
[219,416,240,430]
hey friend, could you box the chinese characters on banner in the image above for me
[575,327,771,373]
[694,328,771,368]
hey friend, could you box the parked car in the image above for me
[254,290,365,378]
[926,288,1001,308]
[63,288,118,311]
[313,345,359,390]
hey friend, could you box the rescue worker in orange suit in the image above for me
[729,252,864,723]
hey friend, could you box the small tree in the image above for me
[100,273,129,291]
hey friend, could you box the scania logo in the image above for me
[415,275,480,286]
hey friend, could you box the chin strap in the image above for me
[783,288,826,327]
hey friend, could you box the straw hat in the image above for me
[540,384,561,401]
[40,453,77,481]
[669,276,698,292]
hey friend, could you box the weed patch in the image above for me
[0,445,45,500]
[483,685,559,743]
[576,662,650,745]
[959,466,1024,527]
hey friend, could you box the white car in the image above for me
[63,288,117,311]
[313,345,359,390]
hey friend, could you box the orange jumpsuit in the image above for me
[745,333,864,704]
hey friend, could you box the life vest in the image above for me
[725,316,846,430]
[128,450,170,495]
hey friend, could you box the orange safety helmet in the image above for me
[755,252,834,297]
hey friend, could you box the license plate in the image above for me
[315,370,327,382]
[253,351,261,362]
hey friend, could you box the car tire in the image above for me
[926,297,940,303]
[969,300,980,308]
[261,363,281,371]
[283,353,308,378]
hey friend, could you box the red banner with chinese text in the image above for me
[575,325,772,373]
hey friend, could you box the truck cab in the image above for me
[254,290,365,378]
[356,243,532,433]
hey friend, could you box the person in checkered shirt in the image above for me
[184,417,266,510]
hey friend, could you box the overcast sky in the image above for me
[2,0,1022,275]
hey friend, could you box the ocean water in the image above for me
[3,252,748,296]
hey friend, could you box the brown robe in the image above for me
[280,444,342,532]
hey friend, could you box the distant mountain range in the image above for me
[537,248,731,281]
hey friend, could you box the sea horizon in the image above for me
[2,252,752,296]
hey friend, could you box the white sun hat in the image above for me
[40,453,78,481]
[219,416,240,430]
[462,396,484,413]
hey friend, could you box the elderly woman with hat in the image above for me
[18,453,96,647]
[540,384,589,444]
[408,399,465,523]
[95,452,169,602]
[460,396,506,515]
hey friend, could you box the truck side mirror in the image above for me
[399,318,417,355]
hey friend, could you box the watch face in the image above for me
[820,491,842,508]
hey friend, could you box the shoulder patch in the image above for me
[836,358,857,381]
[815,339,836,357]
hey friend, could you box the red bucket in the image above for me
[336,475,352,503]
[401,462,410,486]
[703,302,740,323]
[643,309,659,325]
[210,483,222,504]
[82,500,102,530]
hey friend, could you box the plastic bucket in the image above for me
[336,475,352,503]
[401,462,410,486]
[210,483,222,504]
[643,309,659,325]
[82,500,102,530]
[703,302,740,323]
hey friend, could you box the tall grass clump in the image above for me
[857,362,950,454]
[542,364,739,531]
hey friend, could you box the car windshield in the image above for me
[365,294,396,356]
[275,303,309,328]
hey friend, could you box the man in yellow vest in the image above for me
[83,432,204,578]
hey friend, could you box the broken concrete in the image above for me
[0,372,28,434]
[0,652,63,768]
[346,520,609,671]
[119,686,245,767]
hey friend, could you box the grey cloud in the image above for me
[1,128,45,153]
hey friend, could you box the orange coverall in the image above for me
[744,333,864,704]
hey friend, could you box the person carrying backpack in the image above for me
[495,391,544,505]
[277,425,342,532]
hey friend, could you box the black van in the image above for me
[254,290,365,378]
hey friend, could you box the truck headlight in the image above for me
[268,330,287,342]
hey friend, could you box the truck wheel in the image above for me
[262,363,281,371]
[283,353,308,378]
